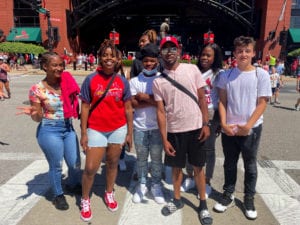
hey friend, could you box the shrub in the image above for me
[0,42,46,55]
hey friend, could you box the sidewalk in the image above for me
[9,66,93,77]
[8,64,298,82]
[2,74,299,225]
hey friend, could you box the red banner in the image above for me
[109,32,119,45]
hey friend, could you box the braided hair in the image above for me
[40,52,60,71]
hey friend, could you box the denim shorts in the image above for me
[87,124,127,147]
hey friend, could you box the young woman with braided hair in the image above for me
[79,39,133,222]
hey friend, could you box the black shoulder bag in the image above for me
[161,72,199,105]
[89,73,117,115]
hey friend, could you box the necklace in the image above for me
[44,80,61,90]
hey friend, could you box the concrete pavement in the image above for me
[0,70,299,225]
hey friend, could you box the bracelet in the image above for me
[203,121,211,127]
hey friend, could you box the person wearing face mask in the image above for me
[130,29,164,78]
[129,43,165,205]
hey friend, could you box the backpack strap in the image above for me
[161,73,199,105]
[89,73,117,115]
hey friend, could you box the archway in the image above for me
[70,0,257,55]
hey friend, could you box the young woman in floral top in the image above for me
[17,52,81,210]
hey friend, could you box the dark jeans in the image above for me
[221,124,262,197]
[203,111,220,179]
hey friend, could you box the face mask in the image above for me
[142,68,158,77]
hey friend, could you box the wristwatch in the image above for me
[203,121,211,127]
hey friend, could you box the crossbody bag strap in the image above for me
[161,73,199,105]
[89,73,117,115]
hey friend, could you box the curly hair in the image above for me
[115,49,125,76]
[142,29,157,44]
[97,39,118,58]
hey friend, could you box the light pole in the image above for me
[45,10,53,52]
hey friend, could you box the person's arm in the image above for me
[1,64,10,72]
[218,88,236,136]
[296,77,300,92]
[16,101,43,122]
[236,96,268,136]
[131,93,156,108]
[124,100,133,151]
[30,102,42,122]
[197,87,210,142]
[156,100,175,157]
[80,101,90,152]
[279,74,284,87]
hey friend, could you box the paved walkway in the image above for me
[1,70,299,225]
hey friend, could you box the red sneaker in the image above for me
[104,191,118,212]
[80,198,92,221]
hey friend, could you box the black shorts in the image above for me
[165,129,206,168]
[271,87,276,94]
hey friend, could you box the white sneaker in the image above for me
[244,196,257,220]
[206,184,212,197]
[180,177,195,192]
[151,184,165,204]
[132,184,148,203]
[214,192,235,213]
[118,159,127,171]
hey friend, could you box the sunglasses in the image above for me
[161,47,178,55]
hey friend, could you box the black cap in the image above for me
[141,43,159,59]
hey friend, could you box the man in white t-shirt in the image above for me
[214,36,271,220]
[152,36,212,225]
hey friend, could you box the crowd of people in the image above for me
[13,27,299,225]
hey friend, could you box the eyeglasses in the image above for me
[161,47,178,55]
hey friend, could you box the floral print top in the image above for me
[29,81,64,119]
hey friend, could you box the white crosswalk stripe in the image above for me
[0,154,299,225]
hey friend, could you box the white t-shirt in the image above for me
[130,72,160,131]
[153,63,206,133]
[217,67,271,128]
[201,69,222,110]
[270,72,280,88]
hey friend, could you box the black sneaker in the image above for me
[53,194,69,210]
[198,209,213,225]
[161,199,184,216]
[213,191,235,212]
[244,196,257,220]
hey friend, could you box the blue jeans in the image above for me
[134,129,163,185]
[37,118,81,197]
[221,124,262,197]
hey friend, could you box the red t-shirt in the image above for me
[80,71,131,132]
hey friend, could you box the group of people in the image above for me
[17,31,272,225]
[253,55,285,106]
